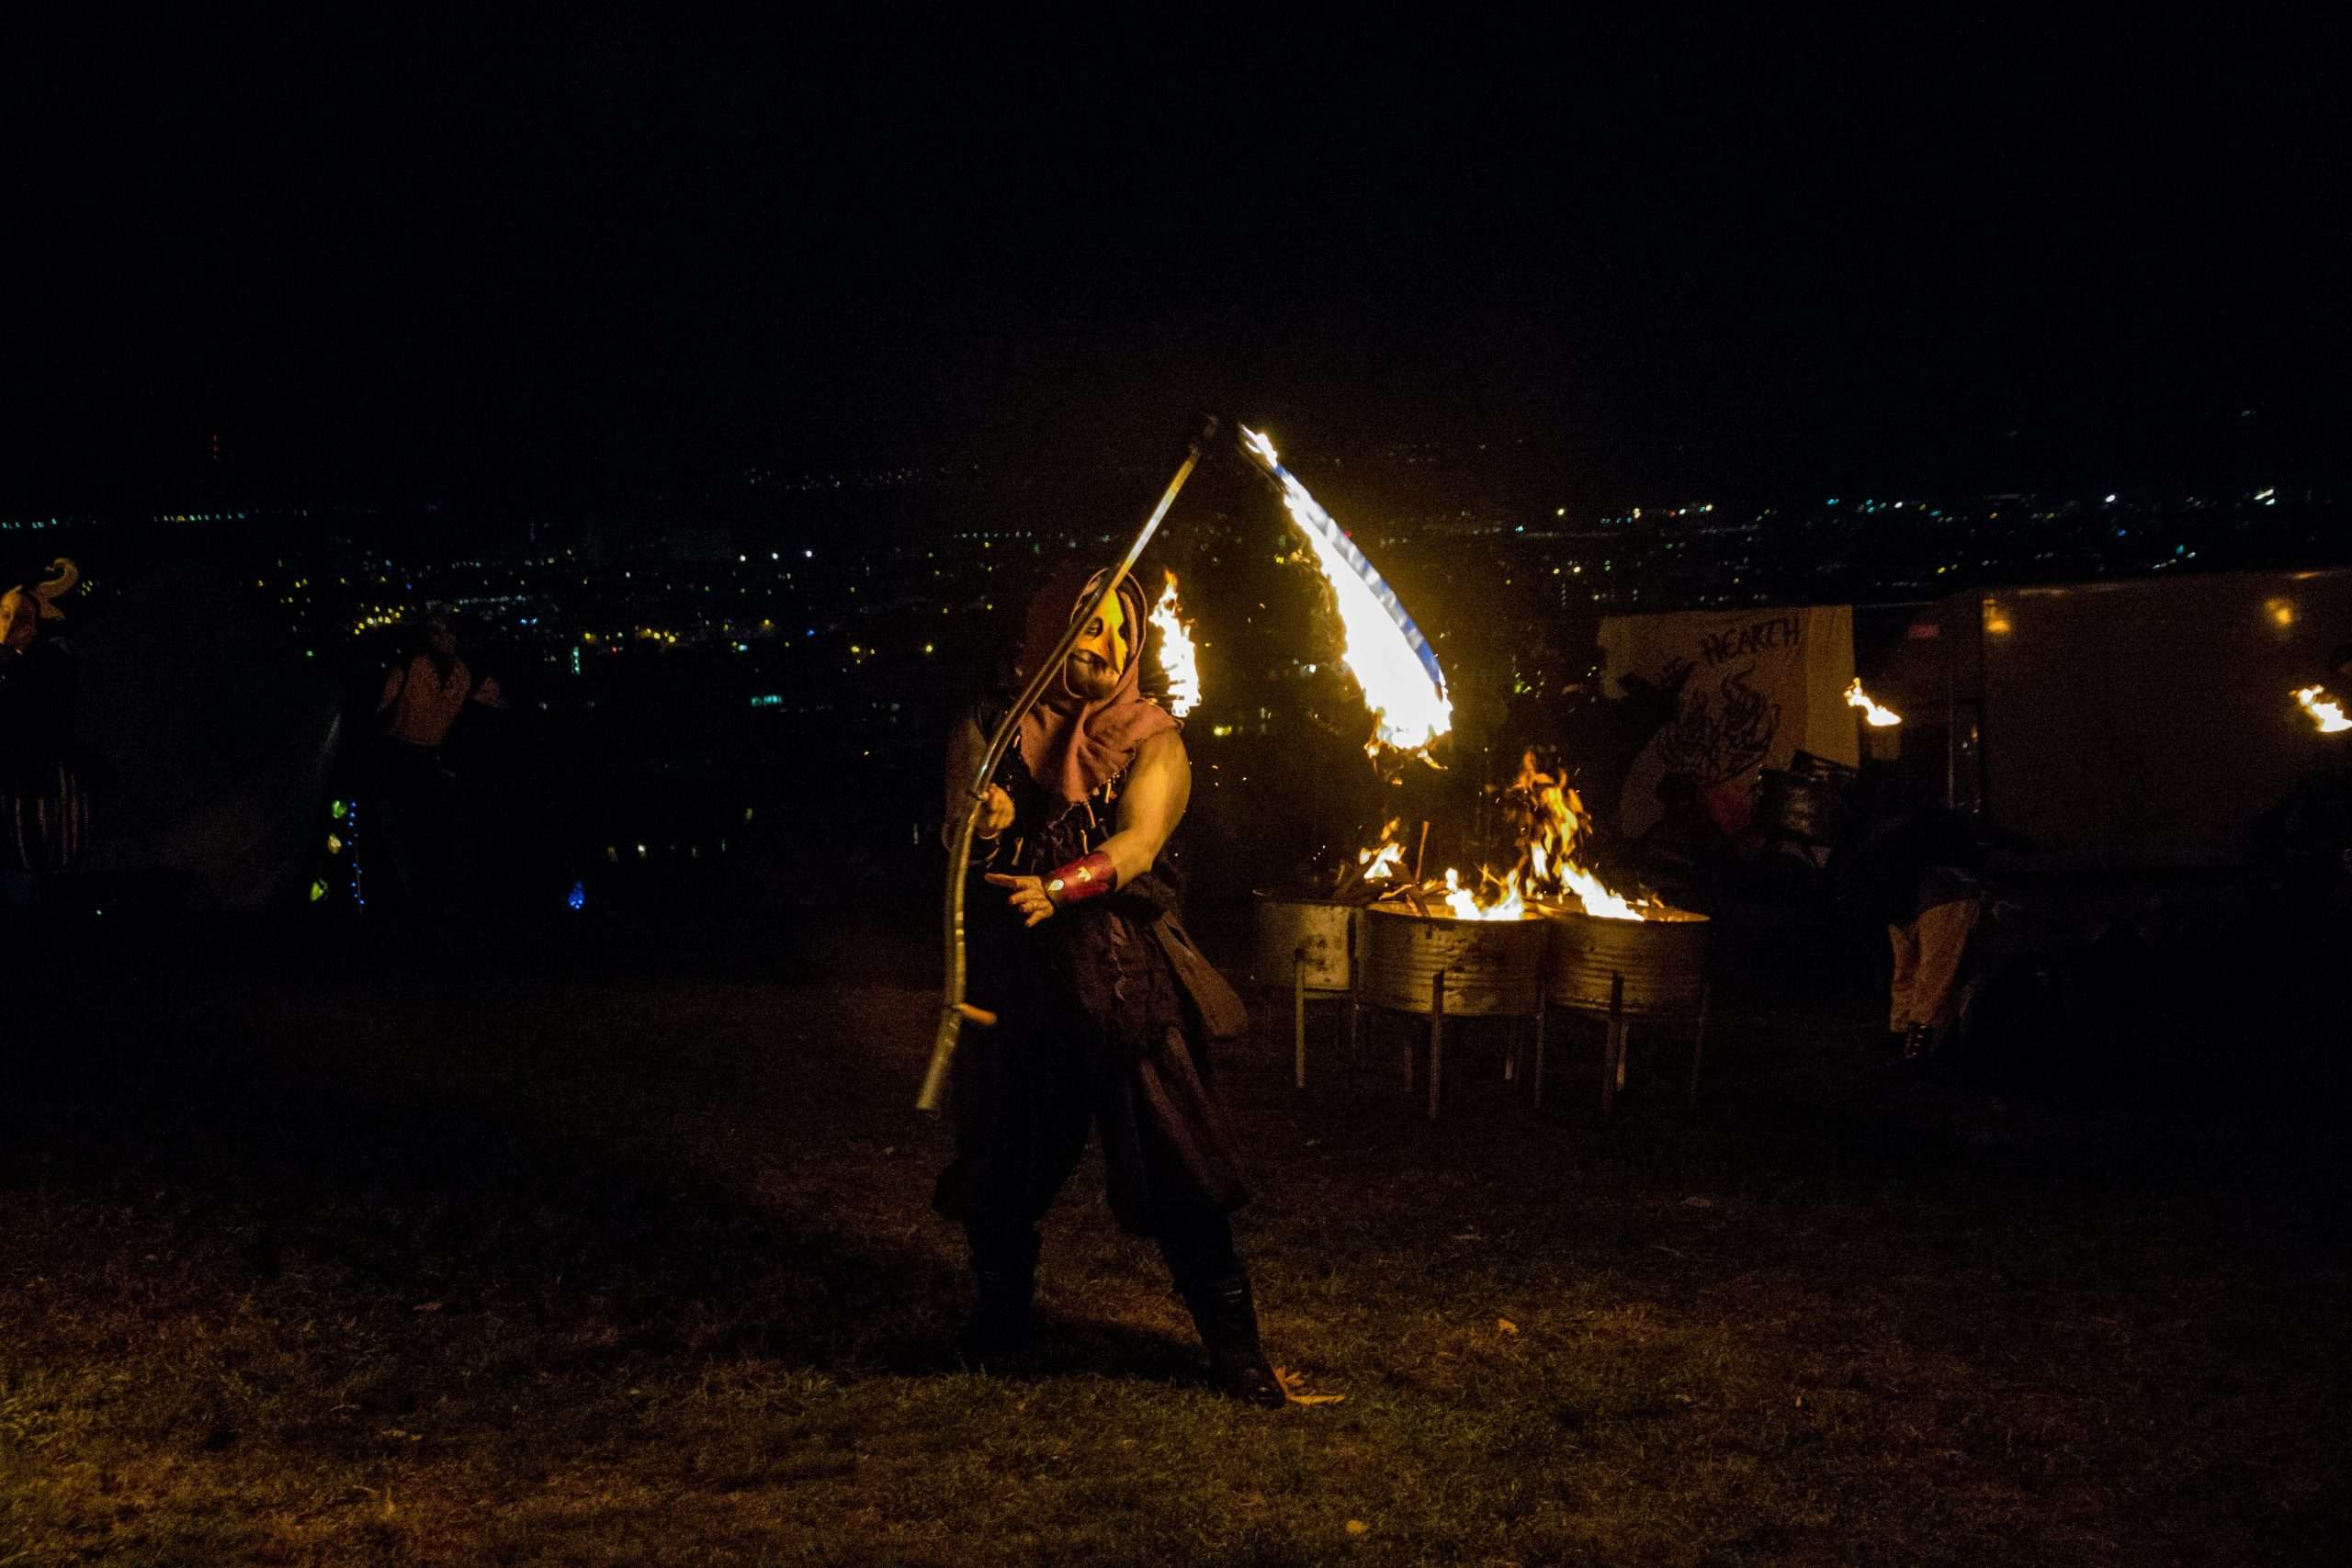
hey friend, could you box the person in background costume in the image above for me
[934,566,1283,1406]
[379,609,503,750]
[373,609,505,913]
[0,559,91,874]
[1870,801,1984,1061]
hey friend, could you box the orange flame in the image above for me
[1845,677,1902,727]
[1366,754,1651,921]
[1358,818,1406,883]
[1149,570,1201,718]
[1512,754,1646,919]
[2295,685,2351,734]
[1441,865,1528,920]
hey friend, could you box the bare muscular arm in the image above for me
[1098,728,1190,888]
[985,729,1190,927]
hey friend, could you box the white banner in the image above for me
[1599,604,1857,838]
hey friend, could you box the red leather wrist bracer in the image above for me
[1044,851,1116,905]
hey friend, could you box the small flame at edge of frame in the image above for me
[2294,685,2351,734]
[1846,677,1903,727]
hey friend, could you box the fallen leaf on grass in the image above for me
[1681,1196,1715,1209]
[1345,1519,1369,1535]
[1497,1319,1519,1335]
[411,1302,443,1313]
[1275,1367,1346,1406]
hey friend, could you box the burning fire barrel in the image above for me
[1536,903,1713,1114]
[1358,902,1547,1120]
[1538,905,1712,1018]
[1358,903,1546,1016]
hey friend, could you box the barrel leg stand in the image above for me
[1293,950,1308,1089]
[1600,973,1626,1115]
[1688,979,1713,1106]
[1532,1003,1548,1110]
[1427,970,1447,1121]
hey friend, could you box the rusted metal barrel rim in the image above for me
[1357,902,1546,1017]
[1537,901,1711,1017]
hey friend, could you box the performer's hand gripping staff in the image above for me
[917,412,1222,1112]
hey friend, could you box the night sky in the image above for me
[7,15,2345,508]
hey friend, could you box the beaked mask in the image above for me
[1071,585,1132,676]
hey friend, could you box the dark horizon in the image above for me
[6,17,2346,513]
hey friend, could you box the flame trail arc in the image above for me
[1238,426,1451,755]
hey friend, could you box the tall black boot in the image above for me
[1178,1271,1284,1408]
[958,1228,1039,1362]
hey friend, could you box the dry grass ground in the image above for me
[2,908,2346,1565]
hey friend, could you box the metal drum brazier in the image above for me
[1359,903,1546,1015]
[1540,905,1712,1017]
[1252,894,1361,1089]
[1535,902,1713,1113]
[1357,903,1547,1119]
[1250,894,1356,991]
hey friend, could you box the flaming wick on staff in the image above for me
[1237,426,1452,758]
[1149,570,1202,718]
[2294,685,2351,734]
[1846,677,1902,727]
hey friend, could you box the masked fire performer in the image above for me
[933,566,1282,1406]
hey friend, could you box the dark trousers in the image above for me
[372,741,461,913]
[936,1012,1250,1292]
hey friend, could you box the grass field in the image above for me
[2,908,2346,1565]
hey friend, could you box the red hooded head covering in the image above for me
[1014,566,1178,806]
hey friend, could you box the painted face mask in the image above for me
[0,590,32,650]
[1070,585,1132,676]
